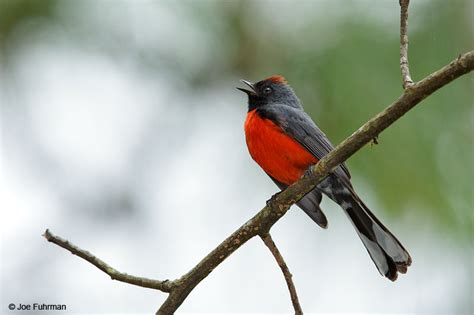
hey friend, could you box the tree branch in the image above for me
[400,0,414,89]
[156,50,474,314]
[44,51,474,314]
[261,233,302,315]
[42,229,174,292]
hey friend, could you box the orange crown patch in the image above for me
[265,75,287,84]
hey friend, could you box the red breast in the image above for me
[244,109,318,185]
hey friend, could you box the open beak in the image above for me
[237,79,257,96]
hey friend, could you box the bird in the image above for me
[237,75,411,281]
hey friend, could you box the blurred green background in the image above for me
[1,0,472,313]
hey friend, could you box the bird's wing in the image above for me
[257,104,352,186]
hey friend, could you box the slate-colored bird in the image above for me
[238,75,411,281]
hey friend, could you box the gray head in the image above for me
[237,75,302,111]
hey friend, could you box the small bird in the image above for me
[238,75,411,281]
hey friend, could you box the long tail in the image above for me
[339,189,412,281]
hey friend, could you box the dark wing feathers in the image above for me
[258,103,349,229]
[258,104,412,281]
[258,104,352,184]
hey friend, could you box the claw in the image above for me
[303,165,315,178]
[371,135,379,146]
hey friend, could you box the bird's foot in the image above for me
[371,135,379,146]
[303,165,315,178]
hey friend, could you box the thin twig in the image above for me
[261,233,303,315]
[400,0,414,88]
[43,229,174,292]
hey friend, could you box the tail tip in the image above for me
[386,259,412,281]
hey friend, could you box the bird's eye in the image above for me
[263,87,272,95]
